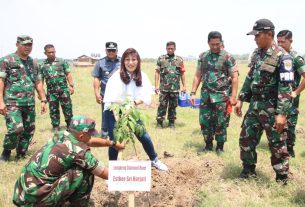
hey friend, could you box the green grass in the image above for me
[1,61,305,206]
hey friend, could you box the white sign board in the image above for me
[108,160,151,192]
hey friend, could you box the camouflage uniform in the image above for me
[0,53,41,154]
[197,50,237,143]
[13,116,105,207]
[40,58,73,128]
[286,49,305,149]
[238,43,292,176]
[156,54,185,123]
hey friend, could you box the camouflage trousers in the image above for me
[13,167,94,207]
[226,114,231,127]
[156,91,179,122]
[286,113,298,147]
[47,87,73,128]
[199,101,227,143]
[3,105,35,153]
[239,101,289,175]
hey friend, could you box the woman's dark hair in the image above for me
[120,48,142,86]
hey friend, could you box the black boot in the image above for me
[16,152,26,161]
[16,147,26,161]
[203,141,213,152]
[239,164,257,179]
[216,142,224,155]
[168,120,175,129]
[287,146,295,158]
[0,149,11,161]
[276,173,288,185]
[156,120,163,128]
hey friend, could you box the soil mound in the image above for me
[91,153,223,207]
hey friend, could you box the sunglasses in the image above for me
[107,49,117,53]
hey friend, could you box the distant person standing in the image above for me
[190,31,238,154]
[92,42,121,137]
[155,41,186,128]
[0,35,47,161]
[277,30,305,157]
[40,44,74,131]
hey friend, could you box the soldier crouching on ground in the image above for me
[13,115,124,206]
[235,19,293,184]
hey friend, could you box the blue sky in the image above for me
[0,0,304,59]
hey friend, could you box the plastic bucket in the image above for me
[178,92,190,107]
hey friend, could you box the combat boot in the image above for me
[156,120,163,128]
[15,152,26,161]
[287,146,295,158]
[168,120,175,129]
[216,142,224,155]
[202,141,213,152]
[16,147,26,161]
[276,173,288,185]
[239,164,257,179]
[0,149,11,161]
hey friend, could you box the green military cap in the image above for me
[69,115,98,136]
[17,35,33,45]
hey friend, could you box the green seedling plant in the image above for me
[109,98,148,157]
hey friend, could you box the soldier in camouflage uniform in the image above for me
[13,115,124,207]
[155,41,186,128]
[235,19,293,183]
[0,36,47,161]
[277,30,305,158]
[190,32,238,154]
[40,44,74,131]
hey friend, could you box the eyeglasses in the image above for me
[107,49,117,53]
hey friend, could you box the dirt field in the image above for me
[90,152,223,207]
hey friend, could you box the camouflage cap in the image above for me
[247,19,275,35]
[106,42,117,50]
[17,35,33,45]
[69,115,98,136]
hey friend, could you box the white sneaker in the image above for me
[152,158,168,171]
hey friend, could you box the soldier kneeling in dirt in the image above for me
[12,115,124,207]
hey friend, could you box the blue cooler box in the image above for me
[178,92,191,107]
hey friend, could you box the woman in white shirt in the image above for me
[103,48,168,171]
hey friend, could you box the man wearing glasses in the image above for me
[92,42,121,138]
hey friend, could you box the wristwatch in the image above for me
[190,91,196,96]
[69,84,74,88]
[41,100,47,104]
